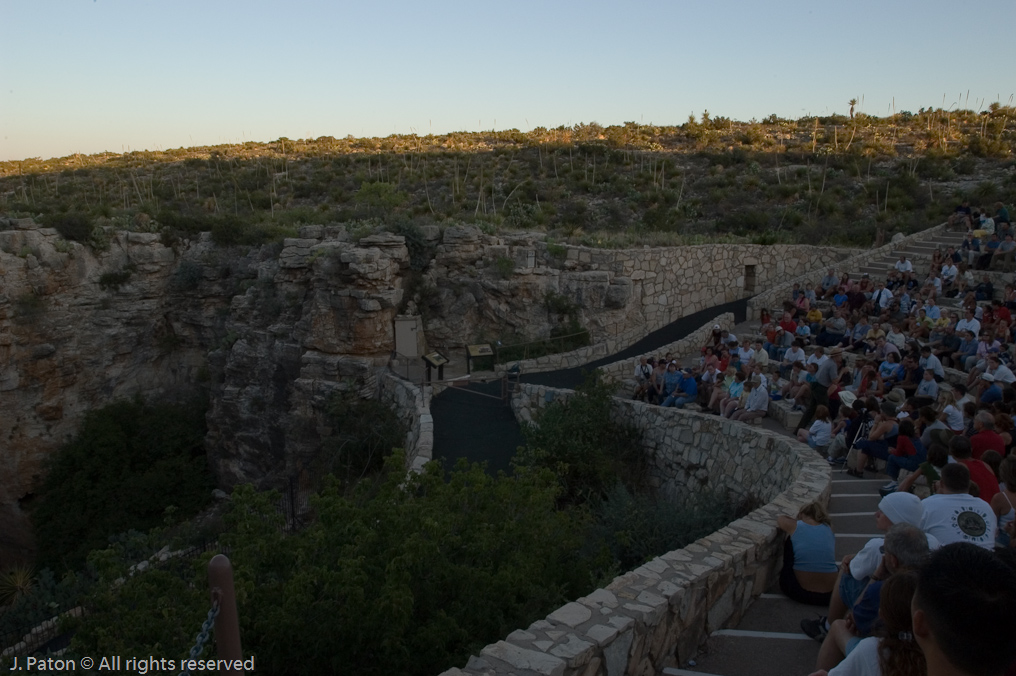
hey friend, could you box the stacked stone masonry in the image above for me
[439,385,830,676]
[377,371,433,473]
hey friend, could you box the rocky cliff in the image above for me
[0,218,850,564]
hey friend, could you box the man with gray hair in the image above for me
[812,523,930,672]
[969,411,1006,461]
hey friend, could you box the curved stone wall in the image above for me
[440,386,830,676]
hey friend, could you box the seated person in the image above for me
[920,458,997,547]
[817,311,848,347]
[879,418,927,494]
[798,405,833,451]
[808,523,930,672]
[777,502,839,606]
[811,571,924,676]
[911,543,1016,676]
[992,232,1016,269]
[728,377,769,423]
[661,367,698,408]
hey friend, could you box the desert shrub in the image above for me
[317,393,407,487]
[386,219,433,271]
[68,456,594,676]
[47,213,93,242]
[98,267,133,290]
[30,398,214,572]
[170,260,204,291]
[13,293,45,323]
[515,374,645,504]
[592,483,738,571]
[493,255,516,279]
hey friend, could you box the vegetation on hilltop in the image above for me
[1,107,1014,248]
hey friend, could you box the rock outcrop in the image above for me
[0,217,852,565]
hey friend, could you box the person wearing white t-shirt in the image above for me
[894,255,913,284]
[955,310,980,336]
[806,347,829,369]
[941,262,958,285]
[919,463,997,549]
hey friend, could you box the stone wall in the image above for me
[377,371,433,473]
[424,228,852,354]
[443,386,830,676]
[747,223,947,320]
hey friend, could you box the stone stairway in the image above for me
[662,468,886,676]
[847,230,966,281]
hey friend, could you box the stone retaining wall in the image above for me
[747,223,948,321]
[549,242,851,351]
[439,387,830,676]
[377,371,433,473]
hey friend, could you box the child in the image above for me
[798,405,833,451]
[895,443,950,495]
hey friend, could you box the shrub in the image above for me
[493,255,516,279]
[591,483,737,571]
[317,393,408,487]
[515,373,645,504]
[170,260,204,291]
[98,268,132,290]
[48,213,93,242]
[13,293,45,323]
[68,456,594,676]
[30,398,214,572]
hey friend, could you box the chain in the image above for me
[178,599,220,676]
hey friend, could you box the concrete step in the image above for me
[767,398,802,431]
[675,633,818,676]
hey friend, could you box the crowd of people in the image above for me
[628,212,1016,674]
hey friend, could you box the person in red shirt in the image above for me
[993,299,1012,323]
[970,410,1007,460]
[949,436,1000,502]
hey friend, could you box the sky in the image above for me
[2,0,1014,162]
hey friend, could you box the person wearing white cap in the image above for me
[801,492,938,642]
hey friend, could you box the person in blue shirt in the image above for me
[659,361,683,405]
[662,368,698,408]
[832,290,848,308]
[777,502,838,606]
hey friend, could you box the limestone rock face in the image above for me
[0,222,238,563]
[0,216,853,565]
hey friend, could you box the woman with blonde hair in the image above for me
[936,390,964,436]
[708,366,737,413]
[777,502,838,605]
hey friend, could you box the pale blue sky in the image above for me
[2,0,1013,162]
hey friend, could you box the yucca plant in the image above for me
[0,564,36,605]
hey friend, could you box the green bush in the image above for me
[30,398,214,572]
[317,393,408,487]
[515,374,645,504]
[69,456,594,676]
[493,255,516,279]
[48,213,94,242]
[592,483,737,571]
[98,268,132,290]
